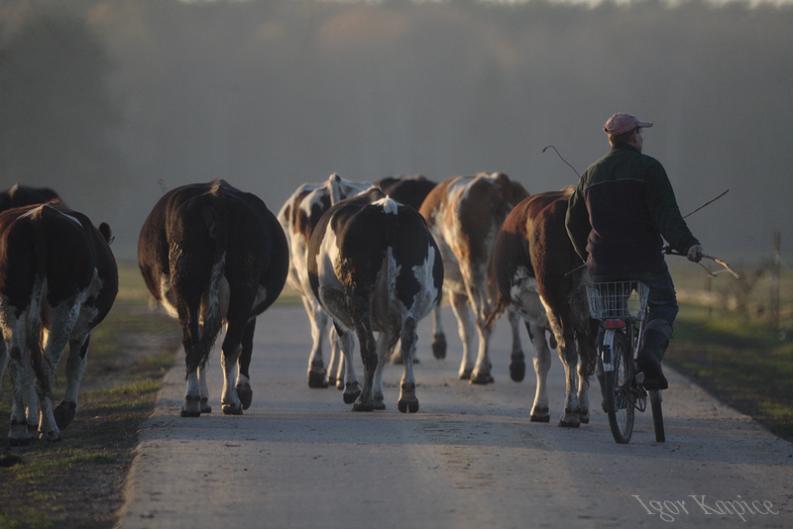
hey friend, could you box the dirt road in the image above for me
[118,306,793,528]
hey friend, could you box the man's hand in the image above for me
[687,244,703,263]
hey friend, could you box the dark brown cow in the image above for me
[308,188,443,411]
[420,172,528,383]
[278,174,371,389]
[490,189,597,426]
[138,180,288,416]
[0,184,61,212]
[0,203,117,443]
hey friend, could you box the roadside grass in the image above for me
[0,262,180,529]
[668,304,793,442]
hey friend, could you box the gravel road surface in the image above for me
[118,306,793,529]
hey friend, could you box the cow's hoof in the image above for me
[54,400,77,430]
[579,409,590,424]
[200,397,212,414]
[352,401,374,412]
[397,398,420,413]
[40,430,61,443]
[432,334,447,359]
[530,407,550,422]
[509,358,526,382]
[308,371,328,389]
[469,372,494,385]
[458,369,472,380]
[343,383,361,404]
[221,403,243,416]
[373,401,386,411]
[181,395,202,417]
[236,382,253,410]
[336,379,344,391]
[559,409,580,428]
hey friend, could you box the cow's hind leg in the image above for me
[179,301,204,417]
[556,328,580,428]
[526,321,551,422]
[508,308,526,382]
[8,350,34,446]
[303,297,329,388]
[352,315,378,412]
[336,326,360,404]
[373,329,399,410]
[220,317,249,416]
[38,301,83,441]
[398,317,420,413]
[449,292,475,380]
[197,358,211,413]
[327,325,341,387]
[54,334,90,430]
[431,303,447,359]
[235,319,256,410]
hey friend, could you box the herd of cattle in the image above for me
[0,172,598,445]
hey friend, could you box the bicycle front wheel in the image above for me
[650,390,665,442]
[604,332,635,444]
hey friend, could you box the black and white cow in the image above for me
[0,203,117,444]
[0,183,61,212]
[308,187,443,412]
[138,180,288,416]
[278,174,371,389]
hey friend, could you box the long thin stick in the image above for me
[542,145,581,179]
[683,189,730,219]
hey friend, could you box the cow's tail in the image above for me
[327,173,344,206]
[484,295,507,332]
[198,193,227,355]
[28,206,51,394]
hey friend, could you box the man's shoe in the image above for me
[637,355,669,390]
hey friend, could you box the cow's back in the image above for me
[0,205,94,311]
[525,189,580,304]
[376,176,436,212]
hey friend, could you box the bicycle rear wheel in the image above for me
[650,390,665,442]
[604,332,635,444]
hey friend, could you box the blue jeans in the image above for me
[593,262,678,360]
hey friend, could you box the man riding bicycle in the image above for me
[565,113,703,390]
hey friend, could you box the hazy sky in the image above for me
[1,0,792,261]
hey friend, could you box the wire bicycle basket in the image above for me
[586,281,650,321]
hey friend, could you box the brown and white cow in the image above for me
[0,183,61,212]
[0,203,117,443]
[278,174,371,389]
[308,187,443,411]
[420,172,528,383]
[138,180,288,416]
[490,189,597,426]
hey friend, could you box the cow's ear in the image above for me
[99,222,114,244]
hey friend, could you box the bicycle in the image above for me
[586,281,665,444]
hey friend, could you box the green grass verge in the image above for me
[668,304,793,442]
[0,264,180,529]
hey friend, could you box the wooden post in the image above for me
[771,231,781,331]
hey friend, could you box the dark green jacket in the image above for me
[565,145,698,277]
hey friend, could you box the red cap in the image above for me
[603,113,653,135]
